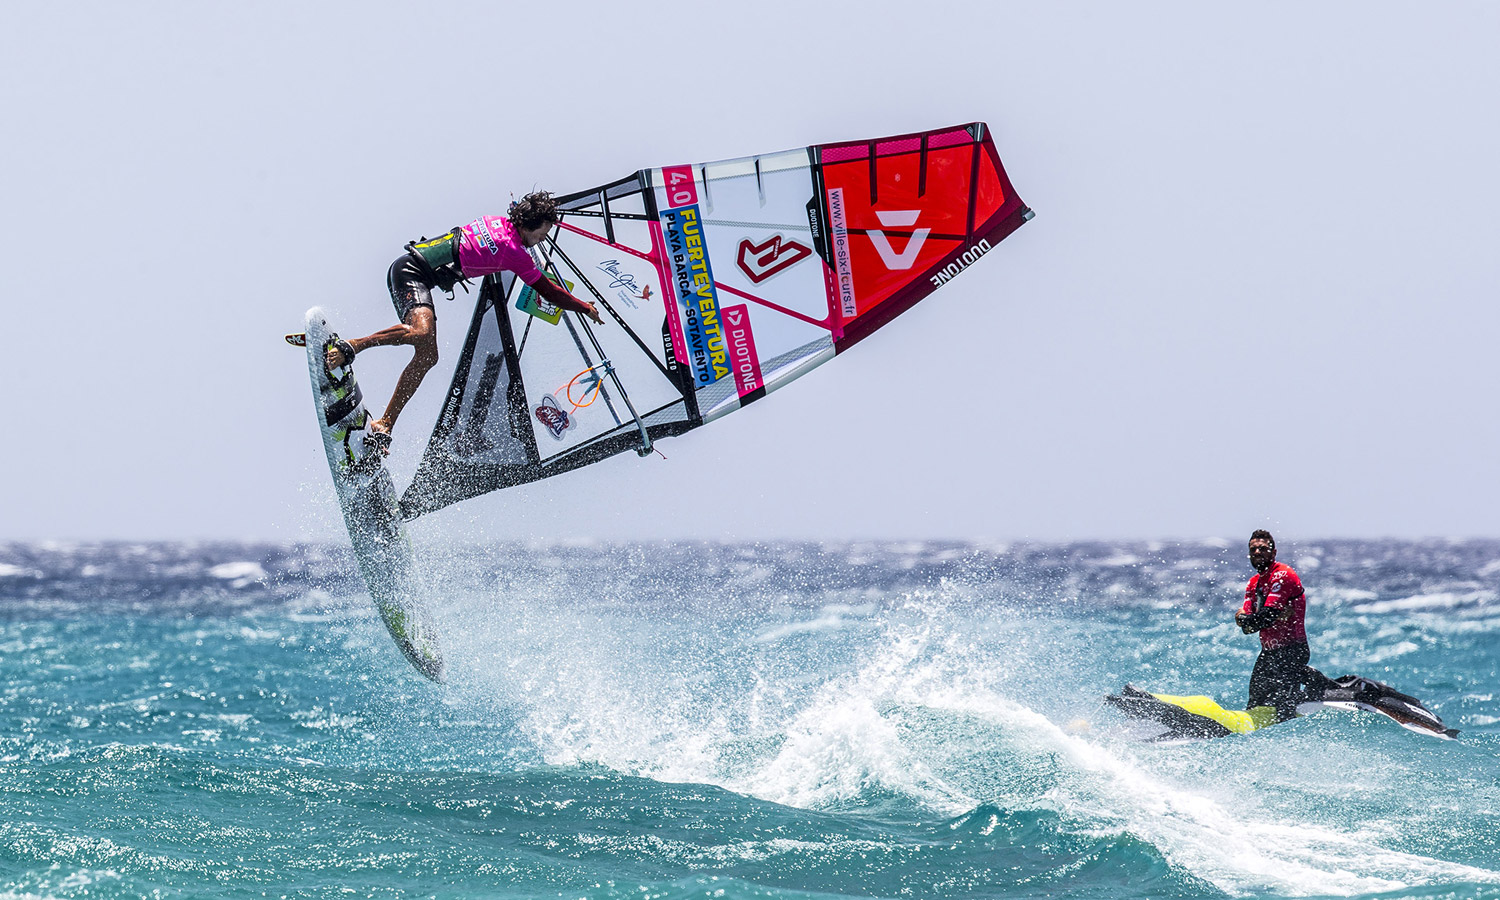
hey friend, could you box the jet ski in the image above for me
[1105,675,1458,741]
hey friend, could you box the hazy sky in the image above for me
[4,2,1497,543]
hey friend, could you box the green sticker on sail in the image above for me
[515,273,575,325]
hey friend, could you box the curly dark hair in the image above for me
[1249,529,1276,552]
[508,190,560,231]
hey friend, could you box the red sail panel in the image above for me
[817,124,1029,352]
[974,143,1007,227]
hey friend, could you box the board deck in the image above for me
[303,307,444,682]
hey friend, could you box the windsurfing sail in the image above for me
[400,122,1031,519]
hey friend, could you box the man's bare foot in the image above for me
[366,418,394,455]
[325,338,356,371]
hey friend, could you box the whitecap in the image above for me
[1364,640,1420,663]
[1353,592,1493,614]
[1172,558,1214,571]
[208,561,266,583]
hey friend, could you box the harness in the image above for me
[404,228,472,297]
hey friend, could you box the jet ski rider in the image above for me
[1235,530,1323,721]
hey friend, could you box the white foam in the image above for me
[1363,640,1420,663]
[727,634,969,812]
[207,561,266,587]
[439,574,1499,898]
[729,604,1500,896]
[947,702,1500,897]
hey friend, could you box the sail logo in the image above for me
[722,305,763,397]
[735,235,812,283]
[868,210,930,271]
[597,259,650,309]
[827,188,857,316]
[663,205,728,385]
[929,239,994,287]
[534,394,574,441]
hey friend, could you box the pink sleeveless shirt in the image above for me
[456,216,543,284]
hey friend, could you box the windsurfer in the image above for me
[1235,529,1327,721]
[326,191,604,453]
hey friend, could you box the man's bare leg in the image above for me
[326,308,438,450]
[325,307,436,371]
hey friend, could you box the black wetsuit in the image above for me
[1241,561,1314,722]
[1248,642,1311,721]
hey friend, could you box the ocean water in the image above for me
[2,538,1498,900]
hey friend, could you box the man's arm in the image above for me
[1238,572,1297,632]
[532,276,604,325]
[1237,604,1291,633]
[1236,585,1256,633]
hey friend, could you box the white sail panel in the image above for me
[507,201,684,459]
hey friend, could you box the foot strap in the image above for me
[365,428,392,455]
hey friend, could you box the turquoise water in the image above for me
[2,540,1498,899]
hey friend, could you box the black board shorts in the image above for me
[387,254,438,324]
